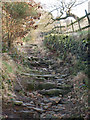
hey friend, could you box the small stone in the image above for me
[33,107,45,113]
[22,103,35,107]
[14,101,23,106]
[50,97,61,104]
[47,102,52,107]
[40,103,45,106]
[30,101,34,104]
[43,105,48,110]
[28,93,34,97]
[39,89,64,96]
[54,108,60,112]
[61,74,68,78]
[40,113,46,118]
[43,98,50,103]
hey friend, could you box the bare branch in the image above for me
[45,0,88,27]
[68,0,76,10]
[44,20,55,27]
[73,0,88,7]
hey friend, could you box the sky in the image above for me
[35,0,89,19]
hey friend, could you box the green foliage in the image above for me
[23,33,31,42]
[44,34,88,60]
[4,2,38,20]
[3,61,13,73]
[69,60,88,76]
[4,2,29,19]
[44,34,88,74]
[77,29,90,35]
[30,7,38,17]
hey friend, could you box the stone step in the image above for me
[29,61,47,67]
[38,88,71,96]
[29,69,44,74]
[56,78,65,82]
[26,79,72,91]
[18,110,35,118]
[14,101,23,106]
[28,61,54,67]
[26,82,57,91]
[33,107,45,113]
[22,73,57,78]
[28,56,41,61]
[57,84,73,90]
[27,56,55,64]
[34,77,46,81]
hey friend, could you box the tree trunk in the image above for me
[8,32,13,49]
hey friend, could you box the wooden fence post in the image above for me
[60,22,62,33]
[77,19,81,31]
[85,9,90,25]
[71,20,74,32]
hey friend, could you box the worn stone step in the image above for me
[28,57,55,65]
[29,61,47,67]
[40,59,54,64]
[22,73,57,78]
[26,82,57,90]
[61,74,69,78]
[18,110,35,118]
[29,69,44,74]
[33,107,45,113]
[56,78,65,82]
[28,56,41,61]
[34,77,46,81]
[22,103,35,107]
[14,101,23,106]
[49,97,62,104]
[29,61,54,67]
[38,88,71,96]
[57,84,73,90]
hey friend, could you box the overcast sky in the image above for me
[35,0,88,18]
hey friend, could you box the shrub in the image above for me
[44,34,88,73]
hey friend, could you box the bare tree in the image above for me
[45,0,88,26]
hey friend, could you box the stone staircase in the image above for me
[20,44,73,96]
[5,43,73,119]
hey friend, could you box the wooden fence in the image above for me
[53,10,90,34]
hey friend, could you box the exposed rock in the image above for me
[35,77,45,81]
[14,84,22,92]
[14,101,23,106]
[47,102,52,107]
[22,73,57,78]
[26,82,35,90]
[37,82,56,90]
[33,107,45,113]
[27,82,57,90]
[28,56,40,61]
[38,89,63,96]
[57,84,72,90]
[43,98,50,103]
[43,105,49,110]
[61,74,69,78]
[30,101,34,104]
[22,103,35,107]
[50,97,61,104]
[19,110,34,118]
